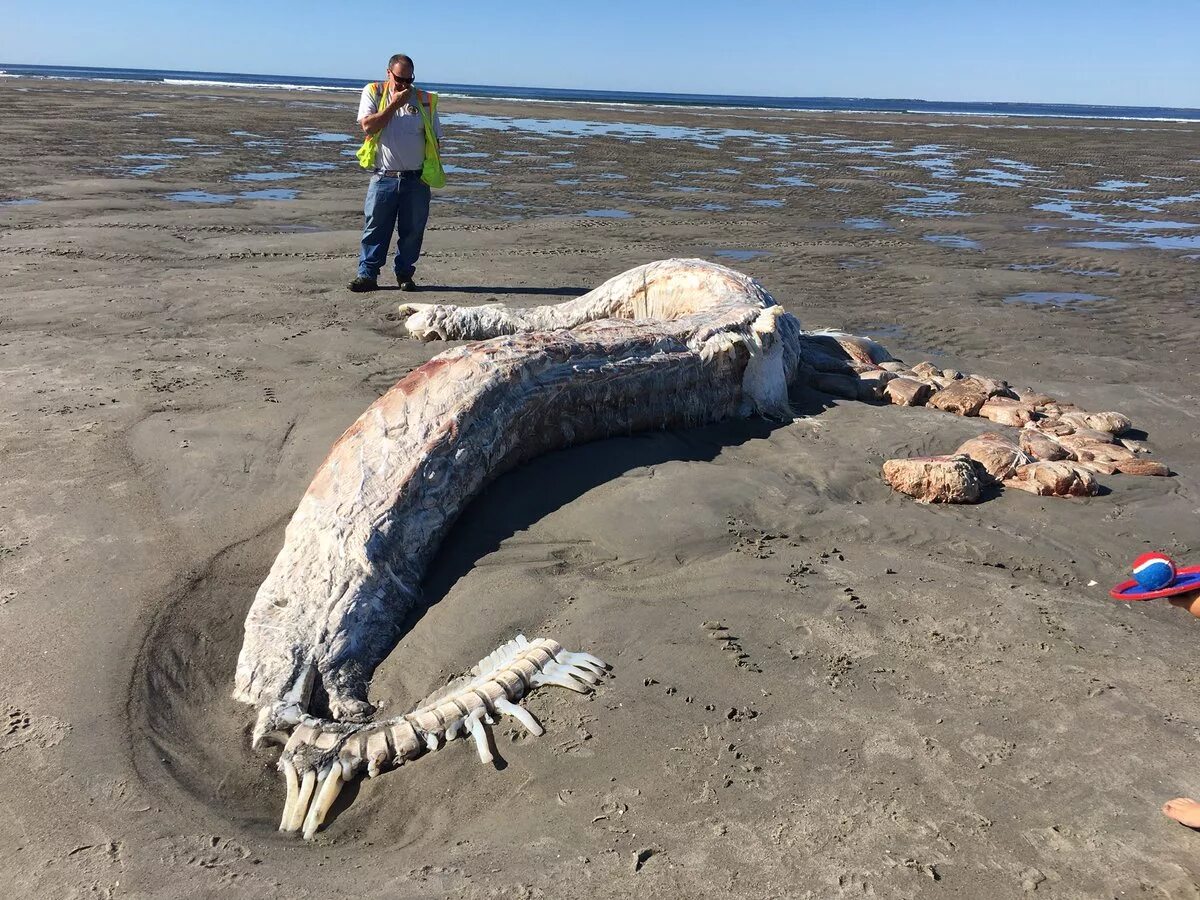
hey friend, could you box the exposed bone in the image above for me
[559,649,608,676]
[532,666,593,693]
[270,634,608,837]
[466,711,492,764]
[287,770,316,833]
[494,697,544,735]
[279,761,300,831]
[301,766,343,840]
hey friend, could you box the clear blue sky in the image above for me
[3,0,1198,107]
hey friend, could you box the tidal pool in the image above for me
[712,249,770,261]
[844,217,893,231]
[923,234,981,249]
[231,171,307,182]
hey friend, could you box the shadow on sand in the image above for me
[373,284,591,297]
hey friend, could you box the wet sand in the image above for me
[2,77,1200,899]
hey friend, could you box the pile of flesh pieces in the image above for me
[798,332,1170,503]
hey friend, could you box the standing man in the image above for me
[348,53,441,293]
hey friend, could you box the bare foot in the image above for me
[1168,590,1200,618]
[1163,797,1200,828]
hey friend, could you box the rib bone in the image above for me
[275,634,610,837]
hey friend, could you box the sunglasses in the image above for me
[394,76,414,84]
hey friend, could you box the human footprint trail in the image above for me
[234,259,805,838]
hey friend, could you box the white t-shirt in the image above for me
[356,83,442,172]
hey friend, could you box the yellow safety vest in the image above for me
[356,83,446,189]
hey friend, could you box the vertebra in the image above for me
[274,635,608,839]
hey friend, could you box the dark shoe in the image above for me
[398,276,418,292]
[348,276,377,293]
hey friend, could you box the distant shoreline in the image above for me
[3,62,1199,123]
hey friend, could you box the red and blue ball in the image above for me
[1132,552,1177,592]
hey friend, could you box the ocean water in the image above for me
[3,63,1199,122]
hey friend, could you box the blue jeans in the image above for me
[357,172,431,281]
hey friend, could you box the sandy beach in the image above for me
[2,76,1200,898]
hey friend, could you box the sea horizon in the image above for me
[3,62,1200,123]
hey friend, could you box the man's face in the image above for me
[389,62,414,85]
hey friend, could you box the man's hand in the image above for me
[385,74,414,108]
[361,70,414,135]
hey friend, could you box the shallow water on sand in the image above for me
[711,249,770,261]
[924,234,982,249]
[1004,291,1113,308]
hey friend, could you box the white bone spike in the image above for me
[466,711,492,764]
[532,668,592,694]
[365,730,389,778]
[286,769,316,832]
[279,760,300,830]
[301,767,330,837]
[476,639,525,675]
[544,660,598,686]
[302,766,344,840]
[494,697,544,736]
[557,662,603,685]
[558,650,609,676]
[267,635,613,838]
